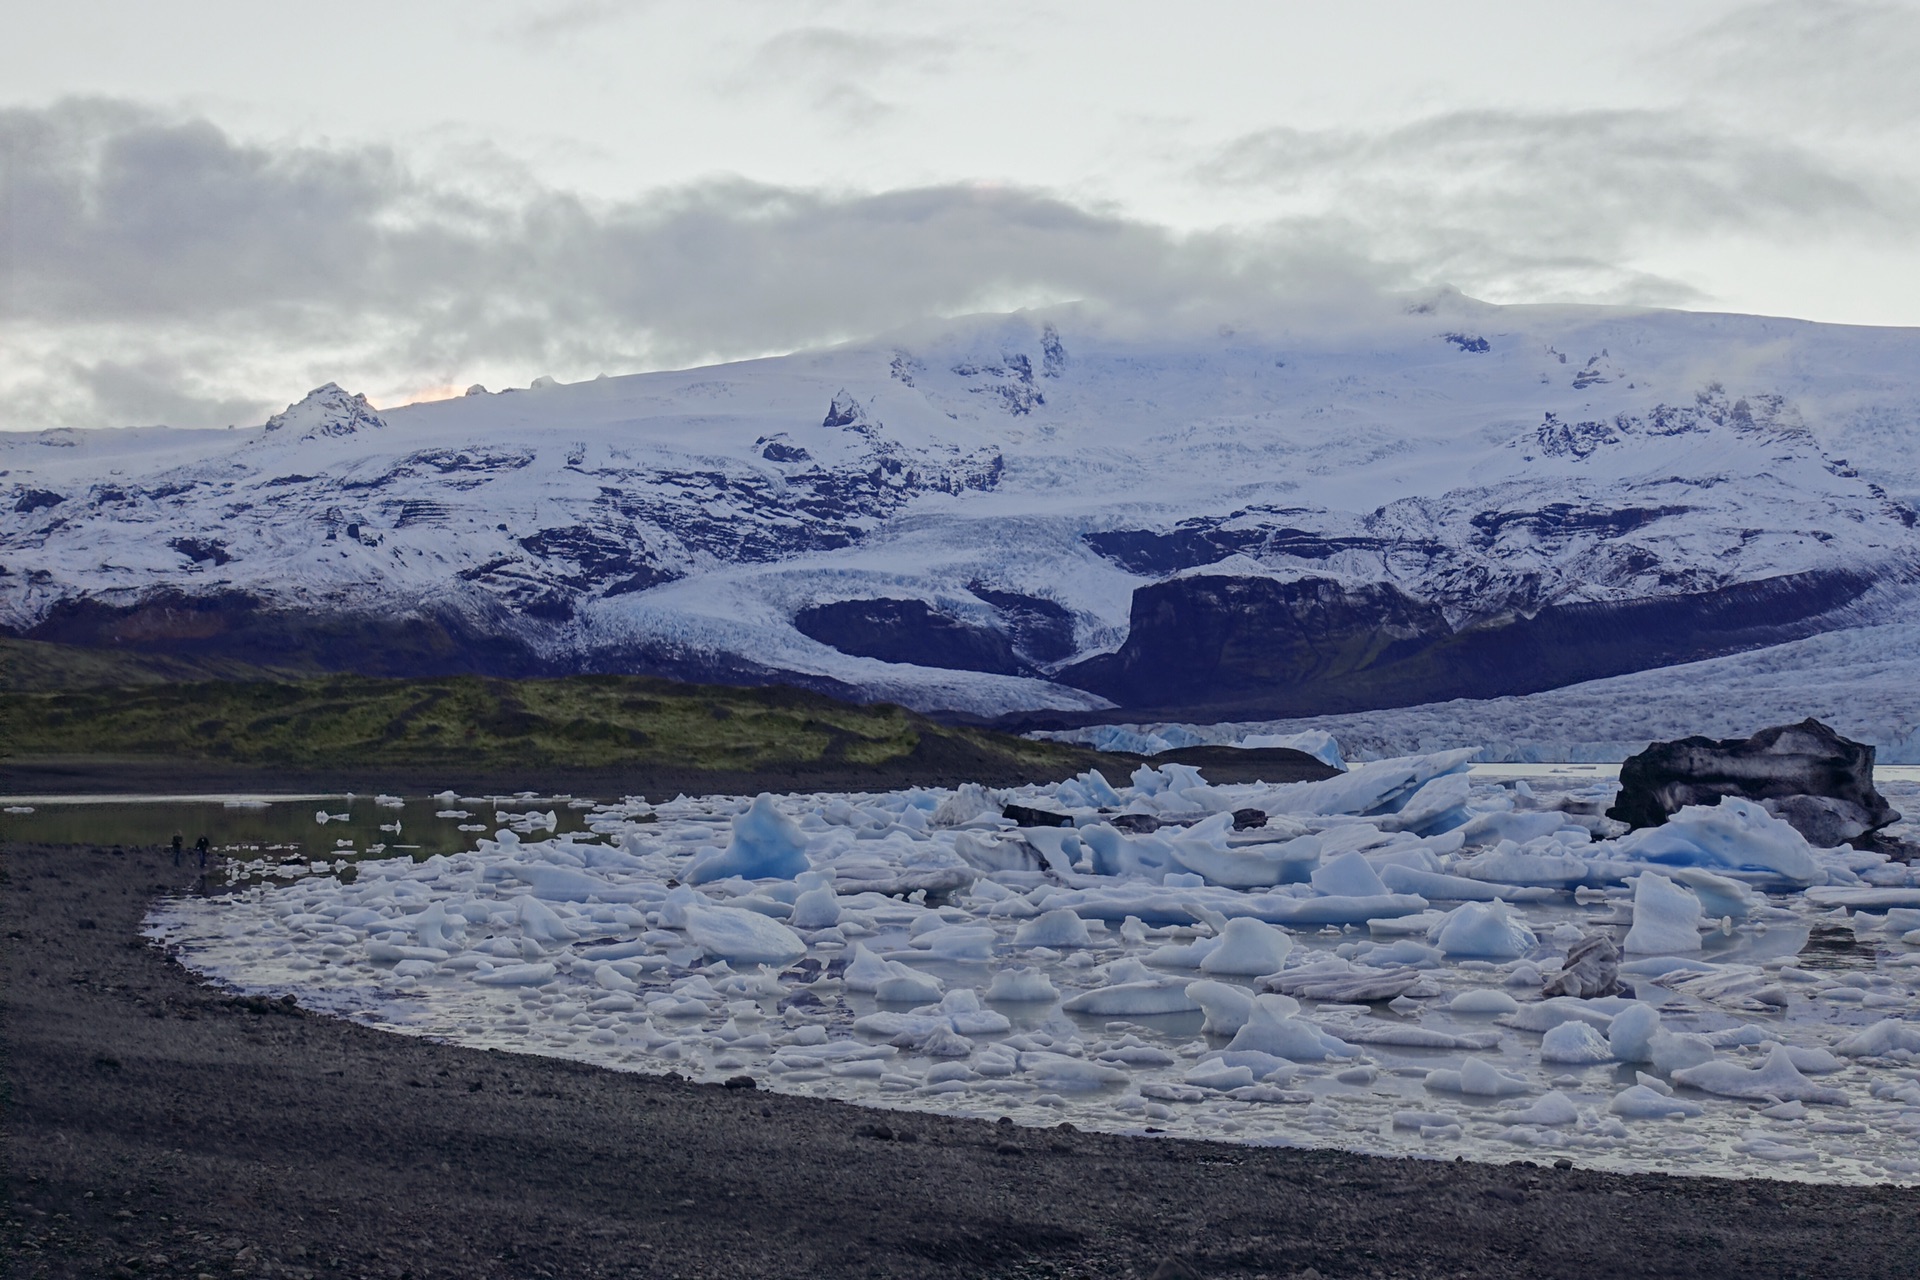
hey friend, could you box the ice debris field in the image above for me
[147,754,1920,1183]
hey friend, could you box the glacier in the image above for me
[6,296,1920,723]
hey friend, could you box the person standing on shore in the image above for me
[195,835,210,870]
[172,832,184,867]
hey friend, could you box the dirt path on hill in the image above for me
[6,840,1919,1280]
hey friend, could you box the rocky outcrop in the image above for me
[1056,570,1877,720]
[793,599,1026,676]
[1607,719,1899,845]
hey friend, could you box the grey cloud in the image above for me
[1201,106,1906,302]
[1679,0,1920,131]
[0,99,1385,430]
[738,26,958,125]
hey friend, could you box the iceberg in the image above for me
[682,903,806,967]
[1196,916,1295,976]
[685,794,813,884]
[1672,1046,1850,1104]
[1612,797,1821,884]
[1431,900,1536,959]
[1622,872,1705,954]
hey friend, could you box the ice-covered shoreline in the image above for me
[148,756,1920,1184]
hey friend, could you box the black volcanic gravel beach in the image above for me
[7,840,1920,1280]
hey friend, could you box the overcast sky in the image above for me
[3,0,1917,430]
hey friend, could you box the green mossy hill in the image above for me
[0,672,1103,781]
[0,635,301,691]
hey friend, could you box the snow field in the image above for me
[146,762,1920,1184]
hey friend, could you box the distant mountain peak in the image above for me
[260,383,386,441]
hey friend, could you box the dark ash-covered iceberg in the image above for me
[1607,719,1899,847]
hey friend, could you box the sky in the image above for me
[1,0,1917,430]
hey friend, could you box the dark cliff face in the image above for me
[1060,576,1447,711]
[792,599,1028,677]
[1056,569,1880,720]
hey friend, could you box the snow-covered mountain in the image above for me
[6,295,1920,720]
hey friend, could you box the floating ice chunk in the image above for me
[1607,1003,1662,1063]
[932,783,998,828]
[1540,1021,1612,1064]
[1015,908,1093,948]
[1261,894,1430,926]
[1079,826,1178,880]
[1185,980,1257,1036]
[1835,1020,1920,1056]
[501,862,645,903]
[1197,917,1294,976]
[1145,935,1223,968]
[1071,769,1124,807]
[1456,811,1570,848]
[410,901,462,951]
[1495,1090,1579,1126]
[926,988,1012,1036]
[513,894,580,944]
[686,794,812,884]
[1061,978,1200,1016]
[1380,864,1548,903]
[1761,1042,1842,1074]
[367,942,449,963]
[1432,900,1537,959]
[1612,797,1820,884]
[1647,1030,1715,1073]
[1454,844,1591,887]
[1447,989,1520,1015]
[1226,994,1356,1060]
[1376,772,1473,836]
[1541,933,1621,999]
[1498,998,1617,1033]
[1019,1051,1130,1091]
[1623,873,1705,954]
[911,925,998,961]
[1424,1056,1532,1097]
[1671,868,1757,921]
[841,942,895,992]
[875,971,945,1004]
[1360,938,1444,968]
[472,962,556,987]
[952,831,1040,874]
[788,885,842,930]
[682,904,807,966]
[1167,833,1322,888]
[985,966,1058,1002]
[1263,957,1426,1002]
[1263,749,1476,818]
[1672,1046,1850,1104]
[1610,1085,1704,1118]
[1310,851,1389,898]
[1186,1063,1258,1091]
[592,963,637,992]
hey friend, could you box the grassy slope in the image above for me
[0,669,1107,784]
[0,635,303,691]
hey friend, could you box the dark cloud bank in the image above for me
[0,87,1901,430]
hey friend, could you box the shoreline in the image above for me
[0,745,1340,801]
[6,839,1920,1278]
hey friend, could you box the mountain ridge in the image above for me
[6,298,1919,721]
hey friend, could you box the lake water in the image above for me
[0,790,600,866]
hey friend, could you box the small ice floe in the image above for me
[1672,1047,1850,1104]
